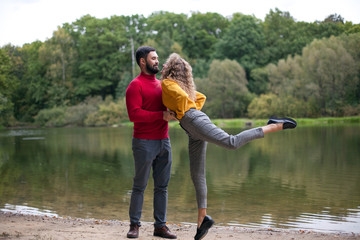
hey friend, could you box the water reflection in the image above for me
[0,126,359,233]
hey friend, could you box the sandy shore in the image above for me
[1,211,359,240]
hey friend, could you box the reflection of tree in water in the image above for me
[202,127,360,227]
[1,126,359,230]
[0,128,135,219]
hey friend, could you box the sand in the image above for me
[1,211,359,240]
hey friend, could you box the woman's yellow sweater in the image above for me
[161,79,206,120]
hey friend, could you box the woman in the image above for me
[160,53,296,240]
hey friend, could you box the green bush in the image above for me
[35,107,66,127]
[342,104,360,116]
[34,96,129,127]
[84,97,128,126]
[247,93,314,118]
[62,96,101,126]
[64,103,97,126]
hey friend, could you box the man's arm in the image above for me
[125,82,163,122]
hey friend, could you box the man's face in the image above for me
[145,51,159,75]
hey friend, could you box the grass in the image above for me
[119,116,360,129]
[7,116,359,129]
[294,116,360,126]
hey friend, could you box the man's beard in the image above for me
[146,61,159,74]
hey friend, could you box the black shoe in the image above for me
[194,215,215,240]
[127,223,140,238]
[267,117,297,129]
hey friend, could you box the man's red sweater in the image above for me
[125,72,169,139]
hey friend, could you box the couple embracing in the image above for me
[125,46,297,239]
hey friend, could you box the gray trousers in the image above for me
[179,109,264,209]
[129,138,172,228]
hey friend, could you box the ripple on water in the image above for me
[1,203,58,217]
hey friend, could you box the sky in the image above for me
[1,0,359,47]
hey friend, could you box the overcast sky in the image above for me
[1,0,359,47]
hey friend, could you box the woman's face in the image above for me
[161,63,169,76]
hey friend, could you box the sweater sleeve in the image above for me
[126,81,163,123]
[195,91,206,110]
[162,80,190,120]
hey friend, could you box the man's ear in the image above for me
[140,58,146,66]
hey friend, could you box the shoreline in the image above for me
[3,116,360,130]
[1,212,359,239]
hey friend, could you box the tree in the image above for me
[339,33,360,105]
[64,15,131,101]
[197,59,253,118]
[3,12,360,125]
[115,71,132,99]
[324,14,344,24]
[263,8,297,63]
[313,14,346,39]
[301,36,358,115]
[0,48,19,125]
[248,67,269,95]
[123,14,149,78]
[267,55,303,98]
[181,12,229,60]
[192,58,211,79]
[213,13,266,75]
[144,11,189,65]
[344,23,360,34]
[146,11,188,43]
[39,26,76,107]
[143,32,184,66]
[12,41,48,121]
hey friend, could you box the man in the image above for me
[125,46,177,239]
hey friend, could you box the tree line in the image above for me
[0,9,359,127]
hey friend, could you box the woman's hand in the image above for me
[163,110,178,121]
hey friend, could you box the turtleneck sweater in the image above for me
[125,72,169,139]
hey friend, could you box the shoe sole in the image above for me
[283,122,296,129]
[126,235,138,238]
[153,233,177,239]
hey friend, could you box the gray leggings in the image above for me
[179,109,264,209]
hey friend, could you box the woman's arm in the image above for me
[195,91,206,110]
[162,79,189,119]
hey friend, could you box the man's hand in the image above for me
[163,110,177,121]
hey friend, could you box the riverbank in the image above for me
[2,116,360,130]
[1,212,359,240]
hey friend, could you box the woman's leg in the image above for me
[197,208,207,227]
[181,109,265,150]
[188,135,208,227]
[262,123,283,133]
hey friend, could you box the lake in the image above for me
[0,125,359,233]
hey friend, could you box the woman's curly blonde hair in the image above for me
[161,53,197,101]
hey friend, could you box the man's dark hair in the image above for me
[135,46,156,66]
